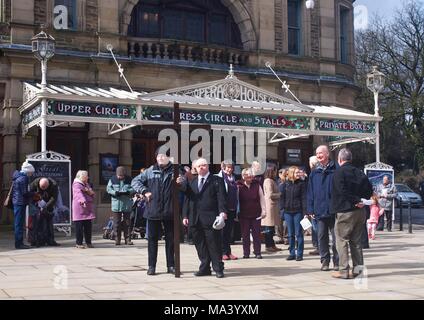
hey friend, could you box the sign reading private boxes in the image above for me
[316,118,375,134]
[143,107,310,130]
[48,101,137,119]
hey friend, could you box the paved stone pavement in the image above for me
[0,225,423,300]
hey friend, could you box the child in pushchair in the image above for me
[103,216,114,240]
[130,193,147,239]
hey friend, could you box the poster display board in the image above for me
[26,151,72,236]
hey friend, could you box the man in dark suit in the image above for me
[181,158,227,278]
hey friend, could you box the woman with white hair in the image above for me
[72,170,96,248]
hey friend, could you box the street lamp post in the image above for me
[366,66,385,163]
[31,28,55,158]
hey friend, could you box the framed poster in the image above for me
[364,169,395,194]
[99,153,119,185]
[26,152,72,235]
[364,163,395,219]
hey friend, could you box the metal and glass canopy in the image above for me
[19,71,381,144]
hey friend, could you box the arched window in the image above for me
[128,0,242,49]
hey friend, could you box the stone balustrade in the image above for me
[127,38,249,66]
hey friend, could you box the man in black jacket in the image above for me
[330,148,373,279]
[131,151,176,276]
[181,158,227,278]
[29,177,60,247]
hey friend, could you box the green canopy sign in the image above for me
[47,100,137,119]
[143,106,310,130]
[316,118,375,134]
[22,104,42,125]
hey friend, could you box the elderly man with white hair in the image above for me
[181,158,227,278]
[307,145,339,271]
[29,176,60,247]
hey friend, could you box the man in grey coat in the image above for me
[376,175,397,232]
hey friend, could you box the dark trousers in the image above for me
[311,217,319,249]
[284,212,304,258]
[13,205,26,248]
[33,212,55,246]
[147,219,174,268]
[239,217,261,256]
[385,210,393,231]
[377,210,393,231]
[362,207,370,248]
[318,217,339,266]
[192,221,223,273]
[335,209,366,274]
[113,212,131,242]
[264,226,276,248]
[222,210,235,255]
[75,220,92,245]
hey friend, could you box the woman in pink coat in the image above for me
[72,170,95,248]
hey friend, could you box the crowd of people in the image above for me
[10,144,401,280]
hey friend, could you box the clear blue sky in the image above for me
[354,0,408,29]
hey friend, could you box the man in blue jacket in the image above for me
[307,145,339,271]
[11,161,35,249]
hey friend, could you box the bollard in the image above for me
[399,198,403,231]
[408,201,412,234]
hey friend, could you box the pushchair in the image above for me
[130,194,146,239]
[102,217,114,240]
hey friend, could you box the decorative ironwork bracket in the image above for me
[108,123,136,135]
[268,132,309,143]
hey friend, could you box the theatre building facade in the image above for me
[0,0,359,225]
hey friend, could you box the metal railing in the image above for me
[127,37,249,66]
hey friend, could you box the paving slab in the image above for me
[0,227,423,300]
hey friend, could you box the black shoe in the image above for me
[255,254,263,259]
[243,255,250,259]
[388,229,392,232]
[334,265,339,271]
[286,255,296,261]
[296,256,303,261]
[147,267,156,275]
[194,270,211,277]
[167,267,175,274]
[16,244,30,249]
[215,271,224,278]
[47,242,60,247]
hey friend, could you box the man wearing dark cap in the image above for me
[106,166,135,245]
[131,149,176,275]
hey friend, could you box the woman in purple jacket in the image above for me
[72,170,96,248]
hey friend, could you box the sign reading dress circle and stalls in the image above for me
[27,157,72,227]
[142,106,311,130]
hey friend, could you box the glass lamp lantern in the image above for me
[306,0,315,9]
[31,30,56,61]
[366,66,385,93]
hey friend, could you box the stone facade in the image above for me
[0,0,358,226]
